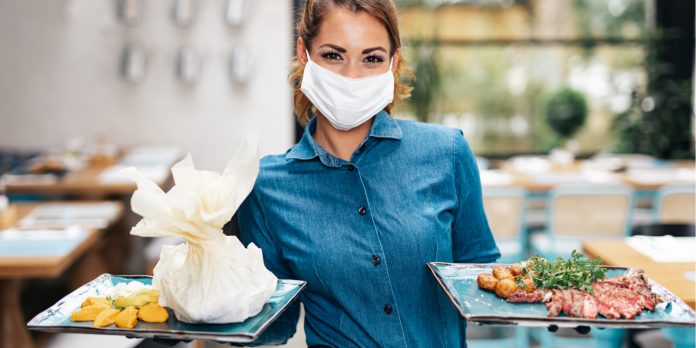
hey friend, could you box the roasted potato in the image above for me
[492,266,514,280]
[477,273,498,291]
[495,278,519,299]
[509,264,523,277]
[115,306,138,329]
[521,276,536,293]
[81,297,112,308]
[71,305,110,322]
[93,308,121,328]
[138,303,169,323]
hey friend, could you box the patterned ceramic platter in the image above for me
[27,274,306,343]
[428,262,696,328]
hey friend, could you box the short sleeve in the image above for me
[238,187,300,345]
[451,130,500,263]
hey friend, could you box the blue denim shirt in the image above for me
[238,111,500,347]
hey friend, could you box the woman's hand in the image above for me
[547,325,591,335]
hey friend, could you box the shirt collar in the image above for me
[286,110,403,161]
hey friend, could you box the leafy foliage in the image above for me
[545,88,588,140]
[524,250,606,294]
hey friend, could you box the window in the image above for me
[394,0,648,157]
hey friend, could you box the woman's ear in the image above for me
[296,38,308,67]
[391,48,400,73]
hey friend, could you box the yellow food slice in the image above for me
[81,297,112,308]
[71,305,110,322]
[93,308,121,327]
[115,306,139,329]
[137,303,169,323]
[113,289,160,308]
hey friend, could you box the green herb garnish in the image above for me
[523,250,606,294]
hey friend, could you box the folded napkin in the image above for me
[626,235,696,263]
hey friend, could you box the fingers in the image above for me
[547,325,591,335]
[575,326,591,335]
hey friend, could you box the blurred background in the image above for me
[0,0,693,348]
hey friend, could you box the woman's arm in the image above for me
[451,130,501,263]
[237,187,301,345]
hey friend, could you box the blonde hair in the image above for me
[289,0,413,126]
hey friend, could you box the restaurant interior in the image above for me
[0,0,694,347]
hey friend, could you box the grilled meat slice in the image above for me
[582,293,598,319]
[593,281,643,319]
[544,290,563,317]
[507,289,546,303]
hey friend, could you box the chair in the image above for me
[482,187,528,263]
[635,186,694,348]
[531,184,635,261]
[470,187,529,348]
[654,184,696,224]
[530,184,635,348]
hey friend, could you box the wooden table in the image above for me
[5,165,173,199]
[4,151,177,199]
[582,239,695,309]
[0,203,122,348]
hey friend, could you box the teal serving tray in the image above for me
[27,274,305,343]
[428,262,696,329]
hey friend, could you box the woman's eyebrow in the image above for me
[362,47,387,54]
[318,43,347,53]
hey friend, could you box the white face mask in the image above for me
[300,50,394,131]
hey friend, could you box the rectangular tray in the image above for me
[428,262,696,328]
[27,274,306,343]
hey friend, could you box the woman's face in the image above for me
[297,8,399,79]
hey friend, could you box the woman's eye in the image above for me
[364,55,385,64]
[322,52,342,61]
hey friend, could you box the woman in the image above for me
[238,0,500,346]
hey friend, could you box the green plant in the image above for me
[406,43,441,123]
[545,88,588,142]
[612,31,694,159]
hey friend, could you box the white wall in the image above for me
[0,0,294,171]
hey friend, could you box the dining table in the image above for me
[582,239,694,309]
[582,239,696,348]
[0,202,123,348]
[4,146,179,199]
[489,158,695,194]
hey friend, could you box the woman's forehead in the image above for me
[314,9,390,51]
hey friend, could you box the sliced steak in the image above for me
[582,293,598,319]
[507,289,546,303]
[544,290,564,317]
[569,290,585,318]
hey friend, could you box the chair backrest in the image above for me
[655,184,696,224]
[483,187,527,240]
[548,184,634,238]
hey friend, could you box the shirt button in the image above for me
[384,304,393,314]
[371,255,381,266]
[347,165,354,172]
[358,206,367,215]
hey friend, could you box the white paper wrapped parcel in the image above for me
[124,135,278,324]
